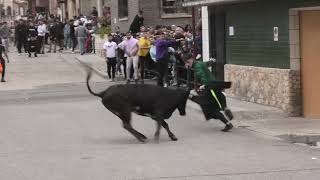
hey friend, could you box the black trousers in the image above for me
[37,36,45,54]
[71,35,77,51]
[17,38,27,53]
[139,56,148,80]
[0,57,5,80]
[156,57,169,87]
[107,57,117,79]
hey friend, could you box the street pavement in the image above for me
[1,50,320,179]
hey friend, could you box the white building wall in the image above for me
[201,6,210,62]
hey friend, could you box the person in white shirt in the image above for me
[103,34,118,81]
[37,20,47,54]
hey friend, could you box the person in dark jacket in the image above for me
[26,21,38,57]
[129,10,144,34]
[15,19,28,54]
[184,54,234,132]
[69,19,77,53]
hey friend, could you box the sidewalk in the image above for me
[0,51,106,91]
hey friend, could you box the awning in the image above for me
[182,0,255,7]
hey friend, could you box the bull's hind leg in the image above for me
[104,98,147,143]
[119,112,148,143]
[162,121,178,141]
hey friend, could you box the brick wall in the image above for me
[110,0,194,33]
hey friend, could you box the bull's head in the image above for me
[177,88,190,116]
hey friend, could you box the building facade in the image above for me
[0,0,28,25]
[110,0,194,32]
[184,0,320,118]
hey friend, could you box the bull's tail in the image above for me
[86,70,104,98]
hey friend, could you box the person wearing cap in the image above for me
[183,54,234,132]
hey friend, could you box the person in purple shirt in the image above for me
[155,32,182,87]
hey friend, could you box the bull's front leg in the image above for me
[154,112,165,143]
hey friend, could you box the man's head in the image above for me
[19,19,24,25]
[126,32,132,39]
[138,10,143,17]
[39,20,43,25]
[108,34,113,41]
[140,25,146,32]
[114,26,120,33]
[93,7,96,10]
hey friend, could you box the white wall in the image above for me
[201,6,210,62]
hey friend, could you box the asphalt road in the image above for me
[1,84,320,180]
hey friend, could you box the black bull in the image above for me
[86,71,190,142]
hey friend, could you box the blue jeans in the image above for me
[64,34,71,49]
[78,37,86,54]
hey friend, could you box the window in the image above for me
[161,0,191,17]
[118,0,128,19]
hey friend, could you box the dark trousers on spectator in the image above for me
[17,38,27,53]
[0,57,5,81]
[139,56,147,80]
[156,57,169,87]
[37,36,45,54]
[107,57,117,79]
[71,35,77,51]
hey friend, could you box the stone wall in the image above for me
[225,64,301,116]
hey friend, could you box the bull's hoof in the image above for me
[169,135,178,141]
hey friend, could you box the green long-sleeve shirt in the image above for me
[193,61,215,86]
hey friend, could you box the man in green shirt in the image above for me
[184,53,234,132]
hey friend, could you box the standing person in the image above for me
[103,34,118,81]
[137,32,151,83]
[75,21,89,55]
[112,27,125,76]
[54,19,64,51]
[154,32,179,87]
[0,38,9,82]
[63,19,71,50]
[91,7,98,17]
[118,32,139,84]
[47,21,56,53]
[69,19,77,53]
[37,20,47,54]
[0,22,12,53]
[184,54,234,132]
[129,10,144,34]
[26,21,38,57]
[15,19,28,55]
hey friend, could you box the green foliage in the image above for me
[96,26,111,39]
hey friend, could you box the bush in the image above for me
[96,25,111,39]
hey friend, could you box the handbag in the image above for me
[0,63,3,73]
